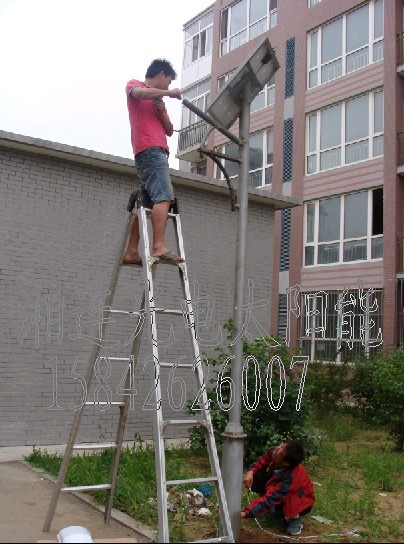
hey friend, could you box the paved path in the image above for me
[0,460,152,543]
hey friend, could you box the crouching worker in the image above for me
[241,441,315,536]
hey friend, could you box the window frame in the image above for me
[306,89,384,175]
[220,0,277,57]
[303,188,383,268]
[183,13,213,68]
[299,288,383,362]
[181,79,211,129]
[250,74,276,112]
[307,0,384,89]
[214,129,274,188]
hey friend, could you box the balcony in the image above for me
[176,120,210,163]
[397,32,404,75]
[398,132,404,176]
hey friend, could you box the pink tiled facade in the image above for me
[179,0,404,357]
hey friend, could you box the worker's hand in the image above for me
[168,88,182,100]
[153,97,166,114]
[243,470,254,489]
[241,511,247,518]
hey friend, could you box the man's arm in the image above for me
[153,98,174,136]
[130,86,181,100]
[242,472,293,519]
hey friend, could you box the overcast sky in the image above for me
[0,0,213,167]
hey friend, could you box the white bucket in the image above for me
[57,525,93,543]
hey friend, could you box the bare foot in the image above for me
[122,251,142,266]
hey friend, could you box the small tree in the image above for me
[350,347,404,451]
[188,322,319,464]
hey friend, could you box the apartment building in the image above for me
[177,0,404,360]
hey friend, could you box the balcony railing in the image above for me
[398,132,404,166]
[398,236,404,273]
[398,32,404,65]
[178,120,209,153]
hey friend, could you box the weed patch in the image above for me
[26,416,403,543]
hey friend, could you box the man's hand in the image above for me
[152,98,166,115]
[168,88,182,100]
[243,470,254,490]
[241,511,247,518]
[153,98,173,136]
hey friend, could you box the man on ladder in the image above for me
[123,58,184,266]
[43,56,234,544]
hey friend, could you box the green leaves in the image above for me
[188,322,319,463]
[350,347,404,451]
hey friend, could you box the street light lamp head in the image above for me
[207,37,279,130]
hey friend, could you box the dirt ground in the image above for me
[0,461,149,543]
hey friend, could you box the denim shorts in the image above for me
[135,146,174,208]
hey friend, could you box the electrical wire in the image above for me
[245,490,361,541]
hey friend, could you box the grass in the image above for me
[26,415,404,543]
[26,438,218,542]
[302,413,404,542]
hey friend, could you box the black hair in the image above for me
[283,440,305,468]
[145,59,177,80]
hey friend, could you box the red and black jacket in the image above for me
[242,448,315,519]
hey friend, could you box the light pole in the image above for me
[182,38,279,540]
[221,85,251,538]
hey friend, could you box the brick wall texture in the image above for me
[0,145,274,447]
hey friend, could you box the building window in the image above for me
[306,90,383,174]
[308,0,384,89]
[181,79,210,129]
[215,129,274,188]
[251,74,275,112]
[183,12,213,67]
[304,188,383,267]
[300,288,383,361]
[277,294,288,339]
[219,71,275,111]
[191,161,207,176]
[220,0,277,56]
[309,0,321,6]
[217,70,236,92]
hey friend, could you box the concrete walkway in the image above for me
[0,445,155,543]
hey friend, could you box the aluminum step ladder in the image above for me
[43,196,234,544]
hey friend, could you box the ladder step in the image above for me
[85,402,125,406]
[191,538,232,543]
[154,308,184,316]
[97,356,131,362]
[62,484,112,492]
[160,362,194,369]
[166,477,218,486]
[109,310,143,317]
[73,443,117,450]
[108,308,183,317]
[163,419,200,427]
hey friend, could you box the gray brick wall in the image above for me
[0,143,275,447]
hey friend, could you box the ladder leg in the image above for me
[43,212,134,532]
[43,410,83,532]
[104,292,146,523]
[138,206,170,543]
[175,213,234,543]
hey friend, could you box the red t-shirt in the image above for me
[125,79,169,156]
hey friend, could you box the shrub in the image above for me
[188,322,320,464]
[305,360,352,418]
[350,347,404,451]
